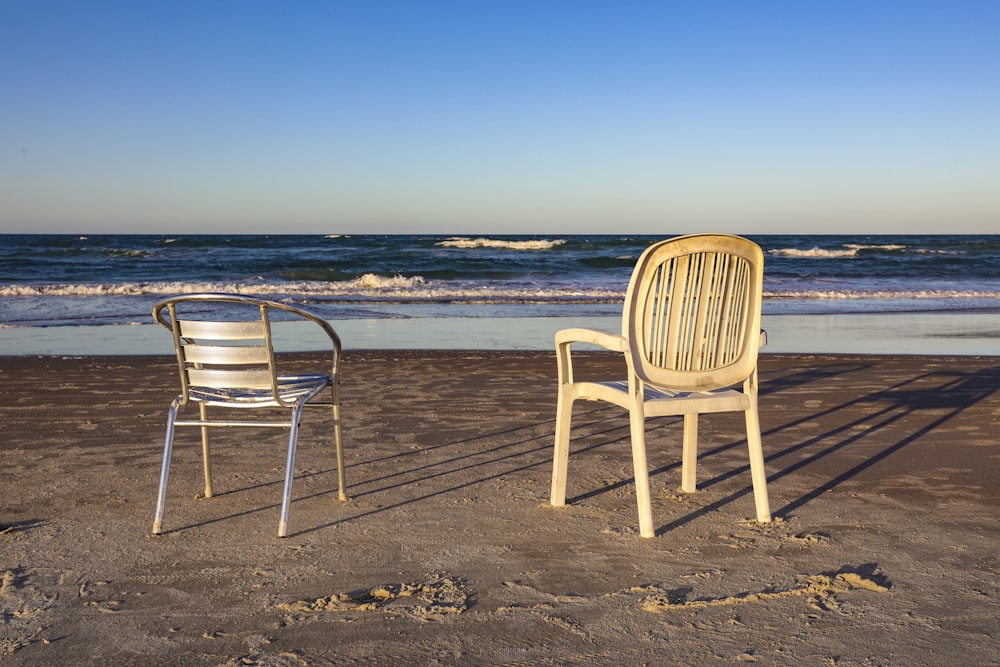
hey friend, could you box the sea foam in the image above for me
[437,237,566,251]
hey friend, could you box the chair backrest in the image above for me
[153,294,341,406]
[623,234,764,392]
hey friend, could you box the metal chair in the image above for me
[550,234,771,537]
[151,293,346,537]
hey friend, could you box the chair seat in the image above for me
[591,381,752,415]
[188,374,332,407]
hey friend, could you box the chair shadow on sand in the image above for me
[656,360,1000,535]
[765,362,1000,517]
[156,417,559,538]
[154,360,1000,539]
[524,359,999,537]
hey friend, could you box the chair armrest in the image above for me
[555,328,627,352]
[555,328,626,386]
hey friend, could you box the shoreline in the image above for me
[2,310,999,357]
[1,350,997,664]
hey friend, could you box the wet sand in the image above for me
[1,351,998,665]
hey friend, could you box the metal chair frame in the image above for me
[151,293,346,537]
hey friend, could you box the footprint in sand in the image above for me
[277,573,469,621]
[633,566,890,613]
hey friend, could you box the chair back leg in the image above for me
[198,403,214,498]
[332,399,348,501]
[680,414,699,493]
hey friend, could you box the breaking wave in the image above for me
[437,237,566,251]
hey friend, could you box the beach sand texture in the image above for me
[1,351,998,665]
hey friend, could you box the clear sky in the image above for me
[2,1,998,235]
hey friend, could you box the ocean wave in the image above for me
[105,248,152,258]
[0,275,428,297]
[3,280,999,303]
[768,247,861,258]
[844,243,906,252]
[352,273,426,289]
[0,279,623,302]
[766,289,1000,299]
[768,243,958,259]
[437,237,566,251]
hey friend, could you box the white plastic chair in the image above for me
[151,294,346,538]
[550,234,771,538]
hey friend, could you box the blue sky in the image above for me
[2,1,998,234]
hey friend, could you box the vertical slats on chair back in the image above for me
[645,251,752,371]
[626,235,763,391]
[175,315,276,390]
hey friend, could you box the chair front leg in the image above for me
[550,386,574,507]
[278,403,306,538]
[152,397,182,535]
[628,400,655,538]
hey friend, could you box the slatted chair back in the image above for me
[623,234,764,392]
[164,301,284,404]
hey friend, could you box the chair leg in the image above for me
[332,398,347,501]
[744,403,771,523]
[550,388,574,507]
[152,399,181,535]
[680,413,699,493]
[278,404,306,538]
[199,402,213,498]
[628,404,655,538]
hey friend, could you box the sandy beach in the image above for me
[1,350,998,665]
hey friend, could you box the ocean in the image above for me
[1,234,999,355]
